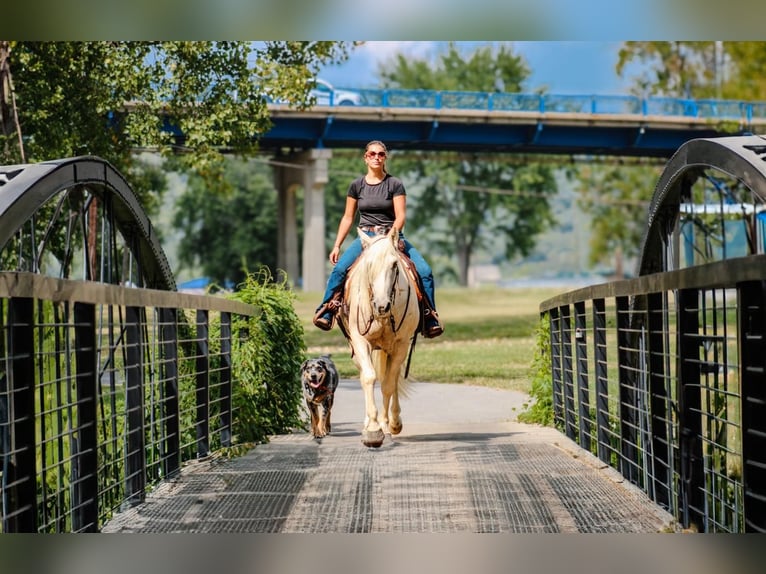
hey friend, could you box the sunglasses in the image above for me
[366,151,387,159]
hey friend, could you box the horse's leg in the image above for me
[354,342,385,448]
[388,341,420,435]
[387,348,408,436]
[378,352,393,435]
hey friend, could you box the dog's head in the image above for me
[301,357,336,395]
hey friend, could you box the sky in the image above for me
[318,41,636,95]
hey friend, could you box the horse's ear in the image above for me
[359,229,372,248]
[389,227,399,244]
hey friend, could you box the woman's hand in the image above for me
[329,246,340,264]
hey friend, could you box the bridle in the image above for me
[356,256,412,336]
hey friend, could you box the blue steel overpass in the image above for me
[259,89,766,157]
[257,89,766,291]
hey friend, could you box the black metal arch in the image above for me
[0,156,175,290]
[637,134,766,277]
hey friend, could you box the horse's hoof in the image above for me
[389,421,402,435]
[362,429,385,448]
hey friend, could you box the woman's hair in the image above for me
[365,140,388,153]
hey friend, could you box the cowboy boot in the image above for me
[313,289,343,331]
[422,304,444,338]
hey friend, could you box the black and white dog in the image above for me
[300,355,339,439]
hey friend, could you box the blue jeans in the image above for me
[319,230,437,311]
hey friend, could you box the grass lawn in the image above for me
[293,285,564,394]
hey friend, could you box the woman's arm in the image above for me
[392,194,406,233]
[329,196,358,264]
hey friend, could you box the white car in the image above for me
[309,78,363,106]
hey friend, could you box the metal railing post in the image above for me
[738,280,766,532]
[159,307,180,478]
[647,292,671,509]
[72,302,99,532]
[616,295,639,483]
[219,312,232,448]
[574,301,591,451]
[561,306,576,441]
[195,310,210,458]
[124,305,146,507]
[677,288,705,530]
[592,298,611,464]
[549,308,564,426]
[3,297,37,532]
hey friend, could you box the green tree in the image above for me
[1,41,354,205]
[617,41,766,101]
[616,41,721,98]
[575,163,661,278]
[378,42,558,286]
[173,157,279,287]
[581,41,766,279]
[722,42,766,100]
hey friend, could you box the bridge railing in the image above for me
[330,88,766,123]
[539,255,766,533]
[0,272,259,533]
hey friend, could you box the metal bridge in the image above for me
[2,133,766,533]
[258,89,766,157]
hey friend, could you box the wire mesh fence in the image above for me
[0,272,257,532]
[541,256,766,532]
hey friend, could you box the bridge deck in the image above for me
[102,380,675,533]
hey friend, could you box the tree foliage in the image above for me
[376,42,558,285]
[577,42,766,279]
[617,41,722,98]
[721,42,766,101]
[1,41,354,205]
[575,163,662,278]
[229,267,307,444]
[173,157,279,287]
[617,41,766,100]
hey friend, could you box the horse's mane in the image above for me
[349,232,399,285]
[364,234,397,271]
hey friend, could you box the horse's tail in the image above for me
[372,349,412,399]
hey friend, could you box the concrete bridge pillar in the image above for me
[273,148,332,291]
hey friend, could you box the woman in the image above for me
[313,140,444,338]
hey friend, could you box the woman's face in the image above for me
[364,145,387,168]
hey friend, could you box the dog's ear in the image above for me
[300,359,310,370]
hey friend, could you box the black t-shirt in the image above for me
[347,174,406,228]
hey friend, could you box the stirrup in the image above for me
[422,309,444,338]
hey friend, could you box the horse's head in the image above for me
[359,228,402,317]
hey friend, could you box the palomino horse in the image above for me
[337,228,421,447]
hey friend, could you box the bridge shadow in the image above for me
[306,421,525,447]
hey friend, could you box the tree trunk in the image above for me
[0,41,25,162]
[457,246,470,287]
[614,245,624,280]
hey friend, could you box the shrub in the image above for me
[229,267,306,443]
[518,314,554,426]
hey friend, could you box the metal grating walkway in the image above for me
[102,381,675,533]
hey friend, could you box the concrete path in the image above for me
[102,380,676,533]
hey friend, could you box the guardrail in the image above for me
[0,272,258,532]
[324,89,766,124]
[539,255,766,533]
